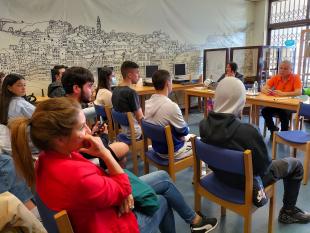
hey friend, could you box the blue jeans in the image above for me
[135,170,196,233]
[0,153,33,203]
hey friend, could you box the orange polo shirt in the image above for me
[267,74,302,92]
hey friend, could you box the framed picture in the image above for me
[231,46,260,78]
[203,48,229,82]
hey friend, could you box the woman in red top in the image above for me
[9,98,139,233]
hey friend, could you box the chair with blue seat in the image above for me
[191,137,275,233]
[111,109,144,175]
[141,119,193,181]
[272,102,310,185]
[34,193,74,233]
[94,104,115,142]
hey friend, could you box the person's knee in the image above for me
[261,107,267,116]
[155,170,171,181]
[293,159,304,177]
[285,157,304,178]
[109,142,129,158]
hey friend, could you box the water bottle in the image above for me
[253,81,258,95]
[260,80,265,92]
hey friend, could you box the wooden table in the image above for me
[35,96,50,104]
[184,87,305,129]
[132,83,203,110]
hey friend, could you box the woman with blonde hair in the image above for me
[9,97,217,233]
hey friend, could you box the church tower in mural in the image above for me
[97,16,101,34]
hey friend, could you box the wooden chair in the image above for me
[35,193,74,233]
[94,104,115,142]
[54,210,74,233]
[272,102,310,185]
[111,109,144,175]
[141,119,193,181]
[191,137,275,233]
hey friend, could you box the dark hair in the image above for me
[96,66,113,96]
[228,62,238,73]
[54,65,67,76]
[0,74,25,125]
[61,67,94,94]
[152,70,171,91]
[9,97,81,187]
[121,61,139,79]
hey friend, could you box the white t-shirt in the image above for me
[94,88,112,107]
[8,97,35,121]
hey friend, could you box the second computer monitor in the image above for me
[145,65,159,78]
[174,64,186,76]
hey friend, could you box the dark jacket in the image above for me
[47,81,66,98]
[199,111,272,189]
[218,72,244,83]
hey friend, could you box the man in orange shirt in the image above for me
[261,60,302,135]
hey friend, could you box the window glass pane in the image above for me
[270,0,308,24]
[270,26,307,71]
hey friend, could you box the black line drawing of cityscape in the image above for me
[0,16,202,83]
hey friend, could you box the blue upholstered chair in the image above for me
[191,137,275,233]
[141,119,193,181]
[272,102,310,185]
[35,193,74,233]
[94,104,115,142]
[111,109,144,175]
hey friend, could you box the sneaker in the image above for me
[190,214,218,233]
[279,206,310,224]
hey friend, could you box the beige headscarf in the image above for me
[213,77,246,116]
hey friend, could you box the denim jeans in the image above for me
[135,170,196,233]
[0,153,33,203]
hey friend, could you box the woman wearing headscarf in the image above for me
[199,77,310,224]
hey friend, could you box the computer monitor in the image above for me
[145,65,159,78]
[174,64,186,76]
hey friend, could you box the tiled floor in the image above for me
[129,110,310,233]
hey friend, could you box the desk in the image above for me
[35,96,50,104]
[184,87,304,129]
[132,83,203,110]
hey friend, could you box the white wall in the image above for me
[251,0,268,45]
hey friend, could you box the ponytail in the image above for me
[9,117,35,187]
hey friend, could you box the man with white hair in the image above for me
[261,60,302,135]
[199,77,310,224]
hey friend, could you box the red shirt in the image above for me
[36,151,139,233]
[267,73,301,92]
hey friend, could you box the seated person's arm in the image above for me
[170,105,189,138]
[273,88,302,97]
[78,135,131,209]
[236,73,244,83]
[261,83,272,95]
[134,107,144,123]
[217,73,225,82]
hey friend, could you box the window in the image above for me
[267,0,310,73]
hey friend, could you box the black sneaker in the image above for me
[279,206,310,224]
[190,215,218,233]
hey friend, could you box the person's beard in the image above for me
[80,89,91,104]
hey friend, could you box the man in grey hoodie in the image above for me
[145,70,190,158]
